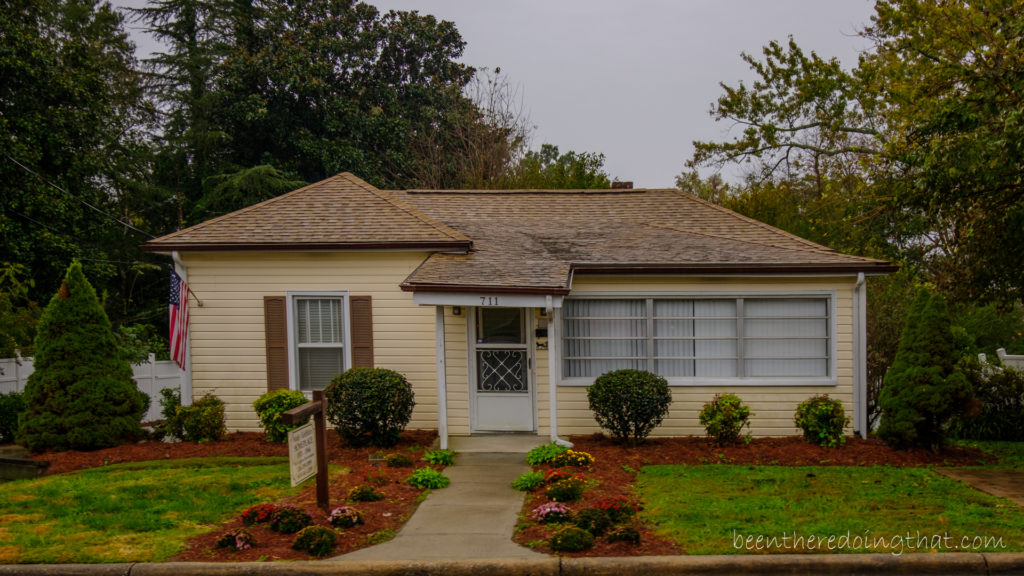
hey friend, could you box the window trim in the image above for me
[286,291,352,392]
[559,290,838,387]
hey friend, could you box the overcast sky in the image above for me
[115,0,877,188]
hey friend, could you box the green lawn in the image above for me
[956,440,1024,467]
[638,465,1024,555]
[0,457,298,563]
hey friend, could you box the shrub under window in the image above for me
[587,369,672,445]
[325,367,415,447]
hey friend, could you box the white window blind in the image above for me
[563,297,830,380]
[295,297,346,391]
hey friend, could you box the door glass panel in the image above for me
[477,349,528,393]
[477,308,523,344]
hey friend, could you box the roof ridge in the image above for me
[358,182,471,243]
[668,189,843,254]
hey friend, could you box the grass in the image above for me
[0,457,296,563]
[955,440,1024,467]
[638,465,1024,555]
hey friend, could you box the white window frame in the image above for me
[286,291,352,393]
[560,291,838,387]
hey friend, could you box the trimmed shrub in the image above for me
[512,470,545,492]
[406,467,450,489]
[606,526,641,545]
[178,394,227,443]
[384,453,414,468]
[549,525,594,552]
[699,393,751,445]
[550,450,595,468]
[328,505,364,529]
[17,262,146,451]
[545,477,585,502]
[292,525,336,557]
[878,289,971,451]
[794,395,849,447]
[950,362,1024,442]
[526,442,568,466]
[574,507,613,536]
[422,449,455,465]
[216,528,256,551]
[0,392,26,444]
[587,369,672,445]
[325,368,415,447]
[269,505,313,534]
[241,503,279,525]
[531,502,572,524]
[348,484,384,502]
[253,389,308,443]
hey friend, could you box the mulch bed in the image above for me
[511,434,990,557]
[20,431,990,560]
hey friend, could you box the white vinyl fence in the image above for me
[998,348,1024,370]
[0,354,182,423]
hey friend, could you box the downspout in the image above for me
[435,306,448,450]
[171,251,193,407]
[854,272,867,438]
[547,302,572,447]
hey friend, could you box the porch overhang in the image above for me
[412,292,564,309]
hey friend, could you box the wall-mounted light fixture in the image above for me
[452,306,462,316]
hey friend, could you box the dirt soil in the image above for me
[23,432,989,560]
[511,434,990,557]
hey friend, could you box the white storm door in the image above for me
[471,307,535,432]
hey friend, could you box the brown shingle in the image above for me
[144,173,470,251]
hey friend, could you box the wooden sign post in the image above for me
[282,390,329,511]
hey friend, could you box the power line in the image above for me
[4,153,157,239]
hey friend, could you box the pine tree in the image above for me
[877,289,971,451]
[17,262,146,452]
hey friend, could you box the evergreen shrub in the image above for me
[699,393,751,445]
[794,395,849,447]
[549,525,594,552]
[292,525,336,556]
[253,389,308,443]
[325,368,414,447]
[587,369,672,445]
[950,362,1024,441]
[573,507,613,536]
[269,505,313,533]
[0,392,26,444]
[178,394,227,443]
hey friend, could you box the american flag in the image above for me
[170,269,189,370]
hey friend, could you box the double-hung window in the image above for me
[289,293,350,391]
[563,296,832,383]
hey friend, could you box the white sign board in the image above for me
[288,420,317,487]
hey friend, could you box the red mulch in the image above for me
[27,429,440,562]
[511,434,990,557]
[23,432,990,560]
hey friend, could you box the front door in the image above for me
[471,307,535,432]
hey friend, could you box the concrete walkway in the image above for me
[335,435,546,561]
[936,468,1024,507]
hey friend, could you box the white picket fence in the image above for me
[0,354,182,423]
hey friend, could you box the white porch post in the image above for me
[435,305,448,450]
[854,273,868,438]
[548,305,571,446]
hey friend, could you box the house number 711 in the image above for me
[479,297,500,306]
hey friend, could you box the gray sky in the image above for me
[115,0,877,188]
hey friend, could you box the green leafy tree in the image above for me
[17,262,146,452]
[877,289,971,451]
[504,144,612,189]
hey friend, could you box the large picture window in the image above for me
[290,294,349,391]
[563,296,831,382]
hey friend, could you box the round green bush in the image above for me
[699,393,751,445]
[385,453,414,467]
[325,368,415,447]
[0,392,27,444]
[573,507,613,536]
[606,526,641,545]
[545,477,585,502]
[292,525,337,557]
[794,394,849,447]
[586,369,672,445]
[269,505,313,534]
[253,389,309,443]
[348,484,384,502]
[549,525,595,552]
[178,394,227,443]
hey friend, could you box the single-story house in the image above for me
[144,173,895,447]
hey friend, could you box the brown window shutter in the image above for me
[263,296,289,391]
[350,295,374,368]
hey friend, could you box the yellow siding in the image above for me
[182,251,436,432]
[555,275,857,437]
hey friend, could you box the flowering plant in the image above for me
[550,449,595,467]
[328,505,364,529]
[596,496,636,521]
[530,501,572,524]
[363,467,388,485]
[215,528,256,551]
[545,476,586,502]
[544,467,581,484]
[240,503,279,525]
